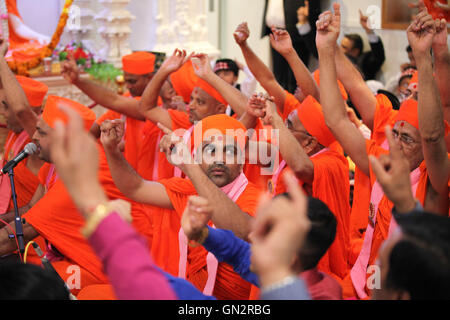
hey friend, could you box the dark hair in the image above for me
[386,212,450,300]
[276,194,337,270]
[406,45,412,53]
[214,59,239,77]
[0,261,70,300]
[344,34,363,56]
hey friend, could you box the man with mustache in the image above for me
[99,113,262,300]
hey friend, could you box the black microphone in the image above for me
[1,143,37,174]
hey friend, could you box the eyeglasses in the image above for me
[392,129,418,145]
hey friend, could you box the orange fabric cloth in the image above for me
[393,99,419,130]
[170,60,198,104]
[77,284,117,300]
[313,69,348,101]
[158,177,262,300]
[192,114,247,152]
[424,0,450,20]
[275,150,351,283]
[15,76,48,107]
[195,78,228,106]
[168,109,192,131]
[296,95,336,147]
[349,94,396,266]
[345,140,430,298]
[122,52,156,75]
[96,110,146,173]
[42,95,96,131]
[22,145,154,294]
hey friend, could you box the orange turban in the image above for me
[313,69,348,101]
[296,95,336,147]
[42,95,96,131]
[195,78,228,106]
[15,76,48,107]
[193,114,247,153]
[394,99,419,130]
[122,52,156,75]
[170,60,198,104]
[408,71,418,92]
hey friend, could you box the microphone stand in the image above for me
[7,168,25,254]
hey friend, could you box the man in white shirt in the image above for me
[262,0,322,93]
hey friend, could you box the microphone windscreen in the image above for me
[24,143,38,155]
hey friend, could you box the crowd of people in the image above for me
[0,0,449,301]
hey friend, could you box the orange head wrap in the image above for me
[15,76,48,107]
[296,95,336,147]
[122,52,156,75]
[394,99,419,130]
[394,98,450,135]
[408,70,418,92]
[313,69,349,101]
[193,114,247,154]
[170,60,198,104]
[42,95,96,131]
[195,78,228,106]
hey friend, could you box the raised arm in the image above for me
[263,96,314,183]
[432,17,450,123]
[61,57,144,120]
[100,119,172,209]
[269,27,320,101]
[317,3,370,176]
[234,23,287,112]
[408,8,450,194]
[139,49,190,130]
[191,53,248,118]
[0,39,38,136]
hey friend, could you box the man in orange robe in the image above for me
[0,56,48,265]
[244,92,350,284]
[316,3,449,299]
[101,113,263,300]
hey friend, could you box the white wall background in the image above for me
[13,0,450,86]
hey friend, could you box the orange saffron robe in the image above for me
[158,177,262,300]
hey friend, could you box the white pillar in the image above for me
[95,0,135,67]
[153,0,220,59]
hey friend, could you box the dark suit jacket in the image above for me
[261,0,321,58]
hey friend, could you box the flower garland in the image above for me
[5,0,74,75]
[0,0,9,43]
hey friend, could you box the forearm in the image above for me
[433,50,450,119]
[0,58,37,135]
[319,46,370,175]
[320,48,348,127]
[74,78,144,120]
[239,43,285,109]
[183,164,252,239]
[335,45,376,129]
[140,70,169,117]
[103,148,147,202]
[202,73,248,118]
[239,112,258,130]
[1,205,31,224]
[282,50,320,101]
[416,53,449,193]
[416,54,446,141]
[0,221,38,256]
[271,116,313,183]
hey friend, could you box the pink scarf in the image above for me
[0,131,29,214]
[350,165,422,299]
[178,172,249,295]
